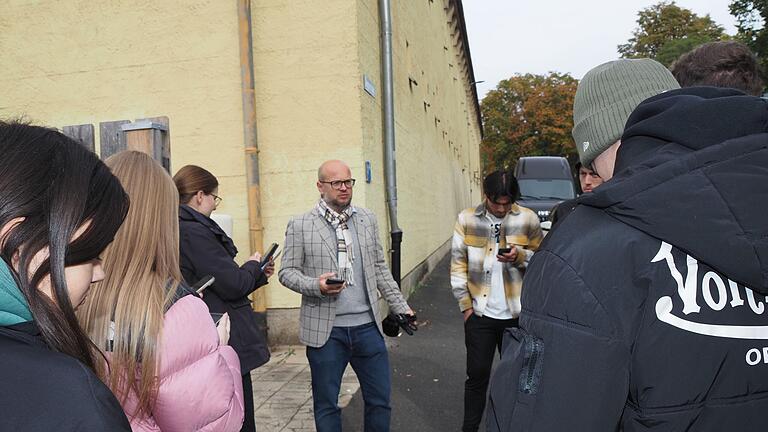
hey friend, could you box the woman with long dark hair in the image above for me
[173,165,274,432]
[0,121,131,431]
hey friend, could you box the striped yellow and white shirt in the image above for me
[450,203,543,317]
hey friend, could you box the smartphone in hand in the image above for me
[497,247,512,255]
[326,278,345,286]
[260,243,280,270]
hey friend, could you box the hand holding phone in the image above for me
[497,245,518,263]
[261,250,280,278]
[260,243,279,270]
[319,273,345,296]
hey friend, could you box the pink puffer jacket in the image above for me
[117,295,244,431]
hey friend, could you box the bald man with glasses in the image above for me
[279,160,413,432]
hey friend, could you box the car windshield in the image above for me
[518,179,575,200]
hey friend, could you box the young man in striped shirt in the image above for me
[450,170,543,432]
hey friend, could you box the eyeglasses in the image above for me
[320,179,356,190]
[211,194,222,206]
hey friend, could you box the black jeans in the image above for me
[241,373,255,432]
[463,314,518,432]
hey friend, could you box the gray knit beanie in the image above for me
[572,58,680,166]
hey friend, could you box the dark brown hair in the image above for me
[483,170,520,202]
[172,165,219,204]
[671,41,765,96]
[0,120,129,371]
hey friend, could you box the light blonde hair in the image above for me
[78,151,181,419]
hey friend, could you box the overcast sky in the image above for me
[463,0,739,100]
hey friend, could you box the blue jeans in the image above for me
[306,322,391,432]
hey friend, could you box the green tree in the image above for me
[480,73,578,173]
[656,34,714,66]
[730,0,768,85]
[619,1,727,65]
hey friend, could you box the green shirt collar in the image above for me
[0,260,33,326]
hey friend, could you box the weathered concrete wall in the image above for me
[0,0,252,259]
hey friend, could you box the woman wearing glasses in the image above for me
[173,165,274,432]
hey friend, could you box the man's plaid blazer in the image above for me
[278,205,410,347]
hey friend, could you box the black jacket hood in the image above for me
[580,87,768,293]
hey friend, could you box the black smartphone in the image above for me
[326,278,345,286]
[260,243,279,270]
[497,247,512,254]
[210,312,224,325]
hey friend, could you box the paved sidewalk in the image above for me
[252,345,360,432]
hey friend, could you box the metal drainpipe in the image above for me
[237,0,267,311]
[379,0,403,287]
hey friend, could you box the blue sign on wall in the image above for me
[365,161,372,183]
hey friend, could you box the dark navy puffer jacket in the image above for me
[486,87,768,431]
[0,322,131,431]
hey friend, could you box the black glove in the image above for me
[382,313,418,337]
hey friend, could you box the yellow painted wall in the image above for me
[256,0,481,310]
[1,0,481,313]
[356,0,482,277]
[0,0,253,261]
[251,0,366,308]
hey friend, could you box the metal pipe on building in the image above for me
[379,0,403,287]
[237,0,267,311]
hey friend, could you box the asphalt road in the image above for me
[342,254,487,432]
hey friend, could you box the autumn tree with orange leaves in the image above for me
[480,72,579,173]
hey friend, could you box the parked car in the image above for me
[514,156,576,223]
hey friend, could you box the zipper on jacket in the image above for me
[519,336,544,395]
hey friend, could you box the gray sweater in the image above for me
[330,217,374,327]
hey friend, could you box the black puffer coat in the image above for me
[487,87,768,431]
[0,322,131,431]
[179,205,270,373]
